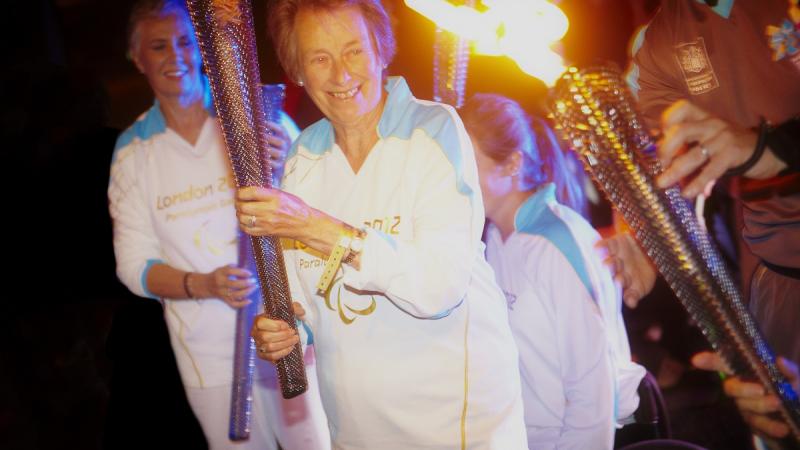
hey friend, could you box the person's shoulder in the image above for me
[518,211,581,256]
[378,77,462,143]
[382,99,467,175]
[549,203,599,243]
[516,190,592,244]
[394,98,459,138]
[516,198,599,284]
[112,105,167,166]
[639,0,685,46]
[511,232,572,296]
[282,117,334,186]
[292,117,334,157]
[115,105,167,150]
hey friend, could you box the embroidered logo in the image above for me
[681,45,707,73]
[674,37,719,95]
[767,19,800,61]
[323,276,377,325]
[765,0,800,70]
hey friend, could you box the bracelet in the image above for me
[183,272,195,299]
[724,118,768,177]
[764,116,800,173]
[316,232,352,294]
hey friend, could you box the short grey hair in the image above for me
[267,0,396,83]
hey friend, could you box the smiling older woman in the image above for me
[239,0,527,448]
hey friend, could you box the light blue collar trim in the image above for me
[374,76,473,197]
[111,100,168,167]
[514,183,597,303]
[514,184,557,232]
[377,76,413,138]
[695,0,734,19]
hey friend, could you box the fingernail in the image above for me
[656,175,669,188]
[682,187,697,198]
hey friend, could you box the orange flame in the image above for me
[405,0,569,86]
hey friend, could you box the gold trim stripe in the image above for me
[460,304,470,450]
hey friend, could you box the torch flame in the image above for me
[405,0,569,86]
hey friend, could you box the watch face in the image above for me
[350,236,364,253]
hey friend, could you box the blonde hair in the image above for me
[126,0,190,56]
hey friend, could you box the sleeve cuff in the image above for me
[296,318,314,346]
[140,258,164,299]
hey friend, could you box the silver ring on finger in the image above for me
[247,215,257,228]
[699,145,710,161]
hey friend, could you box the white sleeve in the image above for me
[108,142,163,299]
[532,245,616,450]
[340,127,482,319]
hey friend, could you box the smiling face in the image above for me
[130,10,204,102]
[294,6,385,130]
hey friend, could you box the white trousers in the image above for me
[185,349,331,450]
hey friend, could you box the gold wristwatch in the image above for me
[343,227,367,265]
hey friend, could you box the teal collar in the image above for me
[377,76,414,139]
[513,183,557,233]
[695,0,734,19]
[512,183,598,303]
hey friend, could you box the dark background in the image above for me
[1,1,753,449]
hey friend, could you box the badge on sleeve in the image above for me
[766,0,800,70]
[674,37,720,95]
